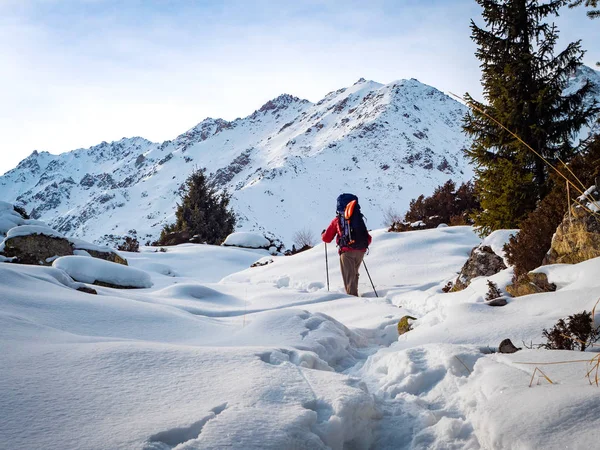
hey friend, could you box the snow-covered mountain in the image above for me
[2,66,599,246]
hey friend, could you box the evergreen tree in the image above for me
[463,0,598,235]
[159,169,236,245]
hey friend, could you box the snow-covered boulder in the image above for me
[69,238,127,265]
[544,184,600,265]
[505,271,556,297]
[0,201,128,266]
[53,255,152,289]
[0,225,74,265]
[0,201,26,236]
[452,245,506,292]
[223,232,271,249]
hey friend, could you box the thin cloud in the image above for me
[0,0,596,175]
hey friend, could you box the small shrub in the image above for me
[401,180,479,230]
[442,281,453,293]
[504,187,567,279]
[542,311,600,351]
[382,207,403,228]
[485,280,502,301]
[117,236,140,253]
[293,227,316,248]
[13,205,29,219]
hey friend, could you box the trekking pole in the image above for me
[325,242,329,292]
[324,242,330,291]
[363,260,378,297]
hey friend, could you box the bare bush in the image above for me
[293,227,316,248]
[382,206,403,228]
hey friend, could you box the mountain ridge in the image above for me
[2,67,598,247]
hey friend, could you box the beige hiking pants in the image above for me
[340,251,365,296]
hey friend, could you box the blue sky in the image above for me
[0,0,598,175]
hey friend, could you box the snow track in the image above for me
[4,226,600,449]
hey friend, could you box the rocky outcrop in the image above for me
[84,249,128,266]
[2,234,74,265]
[505,272,556,297]
[499,338,521,354]
[452,245,506,292]
[544,189,600,265]
[397,315,417,335]
[77,286,98,295]
[486,297,509,307]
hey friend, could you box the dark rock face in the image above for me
[452,246,507,292]
[84,249,128,266]
[77,286,98,295]
[499,338,521,354]
[506,272,556,297]
[544,200,600,265]
[93,280,139,289]
[2,234,74,265]
[486,297,508,307]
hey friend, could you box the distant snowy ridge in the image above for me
[1,66,599,246]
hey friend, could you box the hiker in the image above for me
[321,193,371,296]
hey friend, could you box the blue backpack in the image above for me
[336,193,369,250]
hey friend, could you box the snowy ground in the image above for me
[2,226,600,449]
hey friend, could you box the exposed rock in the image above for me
[85,249,128,266]
[93,280,139,289]
[499,338,521,354]
[544,201,600,265]
[1,234,74,265]
[452,245,506,292]
[77,286,98,295]
[397,315,417,335]
[251,258,273,268]
[486,297,508,307]
[505,272,556,297]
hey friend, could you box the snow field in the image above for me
[2,226,600,449]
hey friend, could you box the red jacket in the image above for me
[322,217,372,253]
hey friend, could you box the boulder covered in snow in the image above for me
[0,201,26,236]
[452,245,506,292]
[223,232,271,249]
[53,255,152,289]
[0,225,74,265]
[69,238,127,266]
[505,272,556,297]
[544,186,600,265]
[0,201,128,266]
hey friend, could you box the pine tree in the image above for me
[463,0,598,235]
[159,169,236,245]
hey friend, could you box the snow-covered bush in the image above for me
[117,236,140,253]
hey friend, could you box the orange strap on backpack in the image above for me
[344,200,357,220]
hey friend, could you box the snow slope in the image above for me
[0,77,475,247]
[3,226,600,449]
